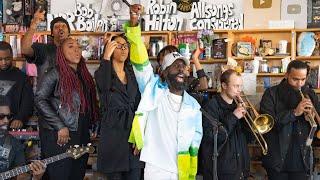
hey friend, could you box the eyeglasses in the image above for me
[0,57,13,62]
[0,114,13,120]
[116,43,129,49]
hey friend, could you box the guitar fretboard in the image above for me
[0,152,69,180]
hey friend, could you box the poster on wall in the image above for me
[50,0,140,18]
[48,0,142,32]
[3,0,24,25]
[48,0,243,31]
[308,0,320,28]
[142,0,243,31]
[243,0,281,29]
[281,0,307,29]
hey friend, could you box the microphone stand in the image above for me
[201,108,228,180]
[212,124,218,180]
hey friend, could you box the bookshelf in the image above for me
[4,28,320,93]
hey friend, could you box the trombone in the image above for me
[234,93,274,155]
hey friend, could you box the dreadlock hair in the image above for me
[56,41,98,122]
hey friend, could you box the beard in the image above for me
[0,125,7,137]
[166,72,188,91]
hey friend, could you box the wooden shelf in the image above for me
[149,56,157,60]
[86,60,100,64]
[206,89,217,93]
[141,31,170,35]
[295,56,320,60]
[171,30,228,34]
[230,29,292,33]
[3,31,169,36]
[12,57,102,64]
[295,28,320,32]
[192,59,227,64]
[3,28,320,36]
[232,56,290,60]
[204,88,320,93]
[12,57,25,61]
[257,73,285,77]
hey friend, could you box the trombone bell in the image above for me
[235,94,274,155]
[253,114,274,134]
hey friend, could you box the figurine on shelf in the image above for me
[297,32,316,56]
[197,29,214,58]
[312,32,320,56]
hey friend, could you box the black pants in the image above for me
[105,168,142,180]
[40,128,89,180]
[266,168,308,180]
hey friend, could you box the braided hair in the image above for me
[56,41,98,122]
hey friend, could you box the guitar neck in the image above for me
[0,153,69,180]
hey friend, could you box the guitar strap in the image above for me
[0,134,12,170]
[3,135,11,159]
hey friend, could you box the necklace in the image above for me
[167,94,182,112]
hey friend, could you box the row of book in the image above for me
[0,0,48,32]
[5,33,104,61]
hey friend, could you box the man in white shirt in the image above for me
[125,11,202,178]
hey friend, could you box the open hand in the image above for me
[30,8,46,29]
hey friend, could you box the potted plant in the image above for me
[197,29,214,59]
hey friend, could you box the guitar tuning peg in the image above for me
[87,143,92,146]
[74,145,79,148]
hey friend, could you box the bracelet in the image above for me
[196,69,206,78]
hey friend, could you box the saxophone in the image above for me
[299,89,320,146]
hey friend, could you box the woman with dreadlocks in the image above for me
[94,32,143,179]
[35,38,98,180]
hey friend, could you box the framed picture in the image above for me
[260,39,272,48]
[237,42,253,57]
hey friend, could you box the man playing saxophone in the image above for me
[200,69,250,180]
[260,60,320,180]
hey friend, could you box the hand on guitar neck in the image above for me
[0,144,95,180]
[24,160,46,180]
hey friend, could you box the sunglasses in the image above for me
[0,114,13,120]
[116,43,129,49]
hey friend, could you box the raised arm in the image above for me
[125,4,153,93]
[21,9,45,57]
[192,45,208,91]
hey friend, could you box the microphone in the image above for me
[122,0,131,7]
